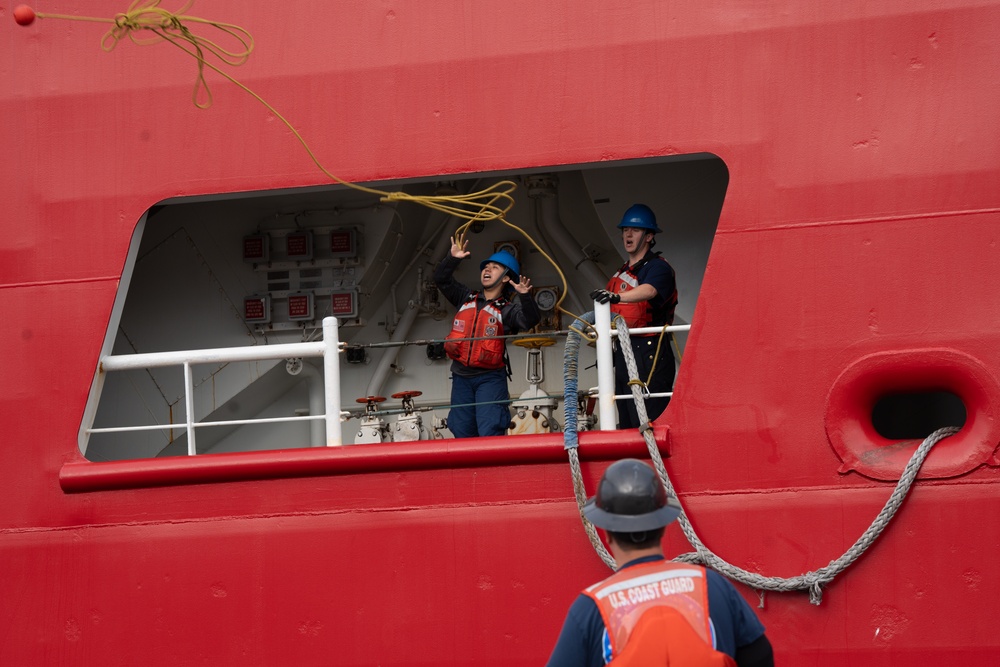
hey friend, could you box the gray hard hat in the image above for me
[582,459,681,532]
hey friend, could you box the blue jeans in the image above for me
[449,370,511,438]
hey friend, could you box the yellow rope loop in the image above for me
[163,12,184,32]
[98,0,254,109]
[104,12,139,47]
[386,180,519,227]
[641,323,679,386]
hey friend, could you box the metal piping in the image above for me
[364,297,421,397]
[533,184,609,311]
[365,214,455,396]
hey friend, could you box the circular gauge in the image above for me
[496,242,518,259]
[535,287,558,311]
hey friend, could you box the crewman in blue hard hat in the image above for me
[546,459,773,667]
[590,204,678,429]
[434,233,540,438]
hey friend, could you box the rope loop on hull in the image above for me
[562,313,961,604]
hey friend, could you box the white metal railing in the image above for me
[592,300,691,431]
[89,305,690,453]
[92,317,343,454]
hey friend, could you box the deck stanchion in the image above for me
[594,301,616,431]
[323,317,343,446]
[183,361,197,455]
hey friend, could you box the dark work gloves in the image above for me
[589,289,621,304]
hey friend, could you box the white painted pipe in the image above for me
[184,361,197,454]
[323,317,343,446]
[102,341,326,370]
[594,301,616,431]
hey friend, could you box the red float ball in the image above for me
[14,5,37,26]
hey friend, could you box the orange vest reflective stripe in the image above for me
[585,561,733,665]
[606,265,653,329]
[444,295,507,369]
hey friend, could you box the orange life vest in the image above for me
[584,561,735,666]
[609,606,736,667]
[444,294,507,369]
[606,263,654,329]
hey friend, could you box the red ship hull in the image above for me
[3,1,999,664]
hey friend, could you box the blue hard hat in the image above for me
[480,250,520,282]
[617,204,661,233]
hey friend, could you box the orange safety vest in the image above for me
[444,294,507,369]
[606,262,654,329]
[584,561,735,666]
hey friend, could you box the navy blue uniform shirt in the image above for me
[546,555,766,667]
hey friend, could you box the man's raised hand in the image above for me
[450,234,471,259]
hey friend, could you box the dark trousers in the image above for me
[613,335,675,429]
[448,369,511,438]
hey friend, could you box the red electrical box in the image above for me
[286,231,313,261]
[329,229,357,257]
[330,290,358,318]
[288,292,314,321]
[244,295,271,323]
[242,234,269,263]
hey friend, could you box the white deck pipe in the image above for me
[594,301,617,431]
[323,316,343,446]
[184,361,197,454]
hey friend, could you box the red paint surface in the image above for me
[2,1,1000,664]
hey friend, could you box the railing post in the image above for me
[323,317,343,446]
[594,301,616,431]
[183,361,197,455]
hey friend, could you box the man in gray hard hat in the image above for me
[546,459,774,666]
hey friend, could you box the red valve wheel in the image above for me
[391,391,423,399]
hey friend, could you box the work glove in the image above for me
[589,289,621,304]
